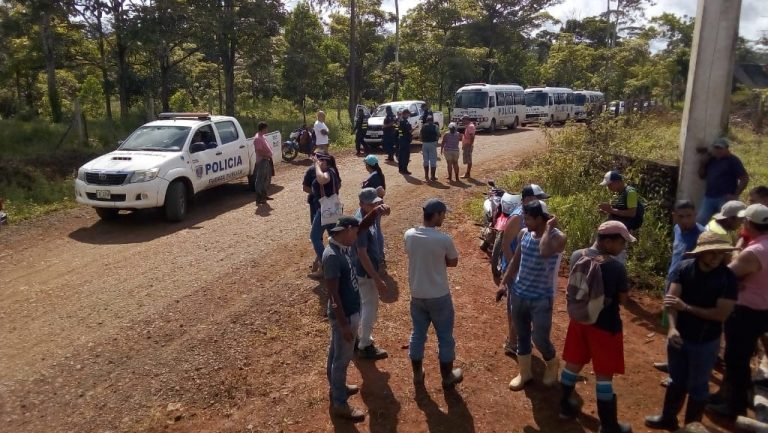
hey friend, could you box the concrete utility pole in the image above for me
[677,0,742,202]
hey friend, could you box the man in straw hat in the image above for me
[644,231,738,429]
[708,204,768,420]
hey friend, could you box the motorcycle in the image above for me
[479,180,506,253]
[479,182,522,282]
[282,127,314,162]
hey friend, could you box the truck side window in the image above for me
[196,125,218,150]
[214,121,239,145]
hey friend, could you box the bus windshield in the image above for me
[525,93,548,107]
[574,94,587,106]
[454,91,489,109]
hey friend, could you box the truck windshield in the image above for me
[454,91,488,109]
[373,105,407,117]
[574,94,587,106]
[119,126,191,151]
[525,93,549,107]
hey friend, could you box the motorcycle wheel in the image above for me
[282,147,298,162]
[490,231,504,280]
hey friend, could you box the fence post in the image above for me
[73,98,86,146]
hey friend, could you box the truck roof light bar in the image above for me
[158,112,212,120]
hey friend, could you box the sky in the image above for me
[378,0,767,42]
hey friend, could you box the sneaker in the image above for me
[331,404,366,422]
[660,376,671,387]
[358,344,388,360]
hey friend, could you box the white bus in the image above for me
[451,83,526,131]
[573,90,605,121]
[522,87,574,126]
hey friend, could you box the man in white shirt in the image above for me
[404,198,463,388]
[314,111,330,151]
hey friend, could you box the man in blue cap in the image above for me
[404,198,463,388]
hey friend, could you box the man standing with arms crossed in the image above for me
[405,199,463,388]
[314,111,330,152]
[461,115,476,179]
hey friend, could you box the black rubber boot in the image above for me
[559,383,580,419]
[411,359,425,384]
[684,398,707,424]
[439,361,463,388]
[430,167,437,181]
[597,395,632,433]
[644,385,685,430]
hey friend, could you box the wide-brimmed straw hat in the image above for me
[684,231,737,257]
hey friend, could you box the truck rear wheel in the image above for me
[95,208,119,221]
[164,181,188,222]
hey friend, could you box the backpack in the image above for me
[629,200,645,230]
[566,251,610,325]
[298,128,311,146]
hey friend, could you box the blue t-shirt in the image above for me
[667,223,705,281]
[310,168,341,207]
[354,209,381,278]
[361,172,384,190]
[704,155,746,198]
[323,241,361,318]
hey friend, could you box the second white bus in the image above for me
[451,83,526,131]
[522,87,574,126]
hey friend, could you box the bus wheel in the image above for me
[489,119,496,133]
[511,117,519,130]
[545,116,553,127]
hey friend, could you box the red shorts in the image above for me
[562,320,625,376]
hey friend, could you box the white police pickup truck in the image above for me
[75,112,270,222]
[361,101,443,148]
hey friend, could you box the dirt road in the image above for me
[0,128,733,433]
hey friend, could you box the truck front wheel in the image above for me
[95,208,119,221]
[164,181,188,222]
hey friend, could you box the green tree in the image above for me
[540,33,596,88]
[282,2,327,122]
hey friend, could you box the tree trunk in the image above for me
[95,7,112,121]
[392,0,400,101]
[112,1,129,120]
[222,40,236,116]
[40,10,62,123]
[160,58,171,112]
[347,0,358,124]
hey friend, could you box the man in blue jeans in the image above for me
[696,137,749,225]
[324,211,383,422]
[496,200,566,391]
[645,231,737,430]
[404,198,463,387]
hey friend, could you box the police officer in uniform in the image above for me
[382,106,397,162]
[421,102,433,124]
[354,107,370,156]
[397,109,413,175]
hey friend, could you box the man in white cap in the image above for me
[708,204,768,419]
[599,171,643,233]
[705,200,746,245]
[560,221,636,433]
[696,137,749,225]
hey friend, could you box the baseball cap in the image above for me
[521,184,550,199]
[501,193,522,215]
[363,154,379,166]
[448,122,457,129]
[423,198,449,214]
[714,200,747,220]
[359,187,383,205]
[329,216,360,233]
[600,171,624,186]
[598,220,637,243]
[738,203,768,224]
[523,200,549,218]
[712,138,730,149]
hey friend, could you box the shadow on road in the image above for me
[68,182,270,245]
[355,360,401,433]
[415,383,476,433]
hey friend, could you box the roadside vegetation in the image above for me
[479,113,767,290]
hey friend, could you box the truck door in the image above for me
[214,120,247,183]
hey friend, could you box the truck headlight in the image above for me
[77,168,86,181]
[129,168,160,183]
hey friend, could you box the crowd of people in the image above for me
[253,115,768,430]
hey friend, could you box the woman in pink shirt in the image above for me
[709,204,768,419]
[253,122,274,205]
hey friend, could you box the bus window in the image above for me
[489,96,496,108]
[549,96,554,106]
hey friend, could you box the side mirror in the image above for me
[189,142,206,154]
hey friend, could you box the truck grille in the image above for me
[86,193,127,202]
[85,172,128,185]
[367,125,382,131]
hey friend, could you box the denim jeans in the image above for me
[409,294,456,363]
[667,338,720,400]
[697,195,727,226]
[510,292,556,360]
[722,305,768,413]
[422,142,438,168]
[327,312,361,407]
[311,209,334,261]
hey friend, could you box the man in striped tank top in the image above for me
[497,200,567,391]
